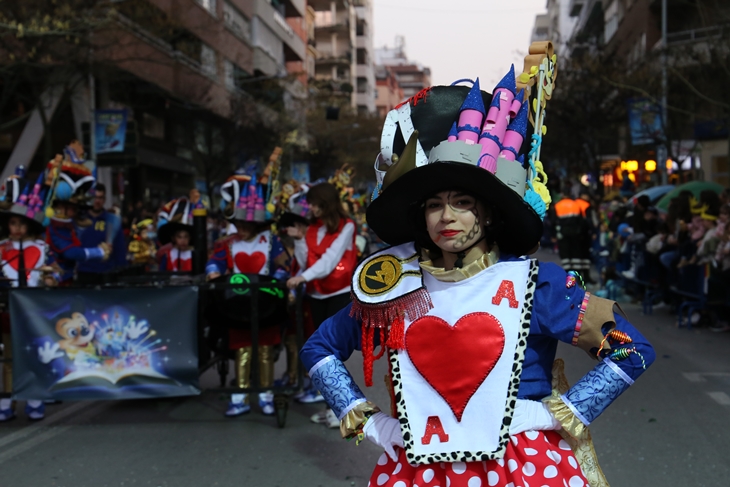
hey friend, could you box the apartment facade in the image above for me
[309,0,375,114]
[374,38,431,99]
[0,0,307,206]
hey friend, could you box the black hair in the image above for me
[95,183,106,194]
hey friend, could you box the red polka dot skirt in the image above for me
[369,430,589,487]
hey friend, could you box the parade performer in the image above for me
[157,197,194,272]
[0,171,56,421]
[552,188,592,277]
[206,172,288,417]
[75,183,126,285]
[44,141,110,284]
[286,182,357,424]
[300,54,654,487]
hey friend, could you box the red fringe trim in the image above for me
[352,289,432,387]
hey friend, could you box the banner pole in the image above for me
[192,208,208,275]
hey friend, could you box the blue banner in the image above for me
[94,109,128,154]
[291,161,311,183]
[627,98,663,146]
[10,287,200,400]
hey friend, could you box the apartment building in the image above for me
[374,65,404,119]
[375,38,431,99]
[0,0,307,206]
[309,0,376,114]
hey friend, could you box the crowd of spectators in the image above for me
[577,185,730,332]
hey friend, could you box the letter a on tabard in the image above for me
[491,280,518,308]
[421,416,450,445]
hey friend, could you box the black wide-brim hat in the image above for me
[366,84,542,256]
[277,211,308,229]
[157,221,193,246]
[0,205,46,237]
[366,163,542,257]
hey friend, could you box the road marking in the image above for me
[0,401,92,449]
[0,426,72,465]
[682,372,730,383]
[0,401,111,466]
[707,392,730,406]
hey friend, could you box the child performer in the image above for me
[206,173,288,417]
[0,174,57,421]
[157,197,194,272]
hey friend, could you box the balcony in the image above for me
[254,0,306,61]
[315,53,351,66]
[314,11,350,33]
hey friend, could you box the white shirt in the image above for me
[294,221,355,299]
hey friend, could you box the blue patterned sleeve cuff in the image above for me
[561,357,632,425]
[309,355,367,420]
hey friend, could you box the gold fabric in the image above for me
[543,359,610,487]
[234,345,274,402]
[419,247,500,282]
[234,346,252,405]
[284,334,299,385]
[2,333,11,393]
[578,295,627,356]
[339,400,381,439]
[259,345,274,389]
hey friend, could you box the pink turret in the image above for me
[254,185,265,221]
[455,79,486,145]
[17,183,29,205]
[499,100,529,162]
[509,90,524,119]
[246,175,257,221]
[478,66,518,172]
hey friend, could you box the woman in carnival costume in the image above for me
[206,172,289,417]
[285,182,358,425]
[44,141,111,285]
[0,169,57,421]
[300,59,655,487]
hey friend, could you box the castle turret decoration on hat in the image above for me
[372,42,557,222]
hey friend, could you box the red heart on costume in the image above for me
[6,246,42,280]
[405,312,505,422]
[234,252,266,274]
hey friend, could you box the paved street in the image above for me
[1,252,730,487]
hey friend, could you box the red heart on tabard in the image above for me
[6,246,42,279]
[405,312,505,422]
[234,252,266,274]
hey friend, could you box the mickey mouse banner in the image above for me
[9,287,200,401]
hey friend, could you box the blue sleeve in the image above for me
[270,234,285,260]
[300,303,364,371]
[205,242,228,275]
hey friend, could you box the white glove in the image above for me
[38,342,64,364]
[362,411,404,462]
[125,318,149,340]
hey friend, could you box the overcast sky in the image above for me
[372,0,547,89]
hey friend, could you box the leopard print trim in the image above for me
[390,259,539,465]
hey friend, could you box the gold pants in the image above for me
[2,333,12,394]
[234,345,274,404]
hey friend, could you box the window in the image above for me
[201,44,217,77]
[142,113,165,140]
[195,0,217,17]
[224,1,251,42]
[357,48,367,65]
[224,59,251,90]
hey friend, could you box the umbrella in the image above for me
[630,185,675,206]
[656,181,725,211]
